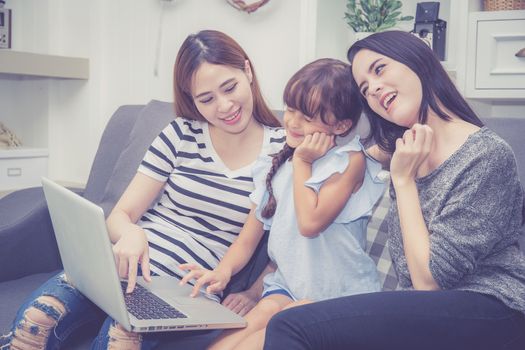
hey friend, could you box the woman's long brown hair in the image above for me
[173,30,280,128]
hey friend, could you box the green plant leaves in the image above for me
[344,0,414,33]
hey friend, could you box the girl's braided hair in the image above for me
[260,58,362,218]
[260,144,294,218]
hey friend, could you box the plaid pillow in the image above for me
[366,179,399,291]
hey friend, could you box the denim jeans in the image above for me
[2,271,105,350]
[264,290,525,350]
[91,317,219,350]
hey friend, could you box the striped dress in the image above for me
[137,117,285,281]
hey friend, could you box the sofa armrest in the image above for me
[0,186,84,282]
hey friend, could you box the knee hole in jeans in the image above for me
[107,322,142,350]
[9,295,67,349]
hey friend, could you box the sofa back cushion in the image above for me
[366,183,400,291]
[83,105,143,204]
[86,100,176,216]
[482,117,525,253]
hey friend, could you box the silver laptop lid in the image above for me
[42,177,132,331]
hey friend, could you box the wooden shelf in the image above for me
[0,50,89,79]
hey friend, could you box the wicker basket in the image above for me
[484,0,525,11]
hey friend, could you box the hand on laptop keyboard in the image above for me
[111,225,152,294]
[120,282,187,320]
[179,263,231,298]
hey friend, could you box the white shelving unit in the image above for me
[0,51,89,79]
[466,10,525,99]
[0,148,49,191]
[0,51,89,191]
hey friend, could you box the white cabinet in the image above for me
[0,148,48,191]
[0,51,88,191]
[466,10,525,99]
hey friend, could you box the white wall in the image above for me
[3,0,332,184]
[0,0,51,150]
[6,0,520,186]
[315,0,348,62]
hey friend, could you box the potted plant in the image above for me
[345,0,413,39]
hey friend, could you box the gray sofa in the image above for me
[0,100,268,349]
[1,99,524,349]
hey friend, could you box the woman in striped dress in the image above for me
[2,30,285,350]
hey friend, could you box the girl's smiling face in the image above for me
[351,49,423,128]
[283,108,351,149]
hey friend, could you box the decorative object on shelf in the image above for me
[0,0,12,49]
[0,122,22,149]
[483,0,525,11]
[345,0,413,34]
[411,2,446,61]
[226,0,270,14]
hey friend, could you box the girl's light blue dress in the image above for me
[250,136,385,301]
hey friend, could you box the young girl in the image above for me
[263,31,525,350]
[1,30,285,350]
[180,58,385,350]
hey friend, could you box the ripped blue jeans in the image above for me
[1,271,105,350]
[1,271,216,350]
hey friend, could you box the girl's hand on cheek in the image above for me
[390,124,433,188]
[294,132,334,164]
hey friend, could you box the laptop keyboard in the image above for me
[121,282,187,320]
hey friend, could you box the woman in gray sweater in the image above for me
[263,31,525,350]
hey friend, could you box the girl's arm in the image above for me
[390,125,439,290]
[106,172,165,293]
[180,205,266,296]
[293,135,366,237]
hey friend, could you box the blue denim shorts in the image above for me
[262,288,293,300]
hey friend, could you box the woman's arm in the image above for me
[390,125,439,290]
[106,172,165,292]
[293,147,366,238]
[106,173,165,242]
[394,181,439,290]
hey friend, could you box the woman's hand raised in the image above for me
[390,124,434,188]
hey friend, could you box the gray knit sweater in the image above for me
[387,127,525,313]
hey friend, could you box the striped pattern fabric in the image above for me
[366,177,399,291]
[137,118,285,280]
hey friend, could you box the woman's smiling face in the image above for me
[351,49,423,128]
[191,61,255,135]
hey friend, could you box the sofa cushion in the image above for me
[83,105,143,205]
[366,179,399,291]
[97,100,176,216]
[0,188,85,282]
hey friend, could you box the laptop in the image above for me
[41,177,246,333]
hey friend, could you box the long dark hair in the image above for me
[347,30,483,154]
[261,58,363,218]
[173,30,281,127]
